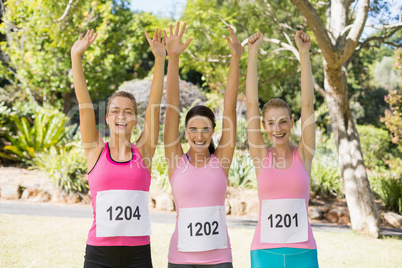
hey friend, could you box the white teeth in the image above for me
[274,133,285,138]
[115,123,127,126]
[194,141,205,145]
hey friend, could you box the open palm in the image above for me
[71,29,98,57]
[145,29,166,59]
[164,22,192,56]
[225,26,243,57]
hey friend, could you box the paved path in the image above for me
[1,200,401,237]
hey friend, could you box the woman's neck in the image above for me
[186,149,211,167]
[108,135,132,160]
[272,143,293,157]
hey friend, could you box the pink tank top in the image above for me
[168,154,232,265]
[251,147,317,250]
[86,142,151,246]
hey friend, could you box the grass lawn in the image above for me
[0,214,401,267]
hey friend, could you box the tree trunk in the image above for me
[63,88,73,115]
[324,61,380,237]
[291,0,380,238]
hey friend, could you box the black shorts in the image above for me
[84,244,153,268]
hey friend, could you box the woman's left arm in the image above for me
[215,27,243,176]
[137,29,166,171]
[295,31,315,173]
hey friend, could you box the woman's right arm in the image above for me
[163,22,192,178]
[71,29,104,171]
[246,32,268,175]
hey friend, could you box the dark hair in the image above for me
[185,105,216,154]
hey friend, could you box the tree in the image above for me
[381,89,402,152]
[180,0,324,117]
[373,56,399,90]
[291,0,401,237]
[0,0,160,113]
[348,45,395,127]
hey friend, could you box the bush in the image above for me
[228,151,256,189]
[357,124,392,169]
[31,144,88,194]
[368,167,402,213]
[3,107,74,162]
[381,90,402,152]
[151,146,169,190]
[378,177,402,213]
[0,101,16,161]
[310,159,343,198]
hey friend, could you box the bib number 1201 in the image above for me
[267,213,298,228]
[106,206,141,221]
[187,221,219,237]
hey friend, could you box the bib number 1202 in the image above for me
[106,206,141,221]
[187,221,219,236]
[267,213,298,228]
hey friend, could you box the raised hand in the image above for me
[164,22,193,56]
[145,29,166,59]
[71,29,98,57]
[225,26,243,58]
[248,31,263,53]
[295,30,311,53]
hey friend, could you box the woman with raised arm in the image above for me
[163,22,242,268]
[71,28,165,268]
[246,30,319,268]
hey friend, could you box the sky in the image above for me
[130,0,187,19]
[130,0,401,39]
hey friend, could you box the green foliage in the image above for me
[310,159,343,198]
[356,125,392,169]
[368,167,402,213]
[3,107,73,162]
[0,0,162,111]
[314,101,332,134]
[374,56,399,90]
[377,177,402,213]
[381,90,402,152]
[236,114,248,150]
[311,127,343,198]
[348,45,395,127]
[0,101,15,161]
[180,0,320,115]
[228,151,256,189]
[395,48,402,88]
[32,145,88,194]
[151,146,169,190]
[354,88,389,127]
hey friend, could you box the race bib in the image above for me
[260,199,308,244]
[178,205,228,252]
[96,190,151,237]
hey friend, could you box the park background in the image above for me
[0,0,401,266]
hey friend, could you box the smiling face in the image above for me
[106,96,137,136]
[185,116,214,153]
[263,107,294,145]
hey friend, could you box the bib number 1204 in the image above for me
[187,221,219,237]
[106,206,141,221]
[267,213,298,228]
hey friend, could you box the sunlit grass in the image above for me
[0,214,401,267]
